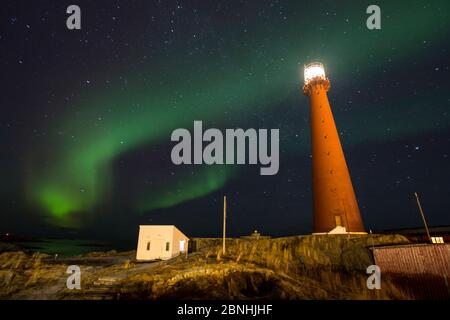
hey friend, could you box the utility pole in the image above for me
[223,195,227,255]
[414,192,432,244]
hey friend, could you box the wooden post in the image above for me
[414,192,432,244]
[223,195,227,255]
[369,229,375,251]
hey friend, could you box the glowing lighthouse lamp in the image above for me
[302,62,366,235]
[304,62,326,85]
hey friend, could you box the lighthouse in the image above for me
[303,62,366,234]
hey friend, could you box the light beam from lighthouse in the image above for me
[303,62,366,234]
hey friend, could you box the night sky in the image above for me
[1,0,450,244]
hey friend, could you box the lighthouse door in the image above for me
[335,215,342,227]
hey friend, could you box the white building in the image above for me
[136,225,189,261]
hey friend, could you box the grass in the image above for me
[0,234,414,300]
[114,234,412,300]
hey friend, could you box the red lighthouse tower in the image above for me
[303,62,366,234]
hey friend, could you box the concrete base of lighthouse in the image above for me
[312,226,368,235]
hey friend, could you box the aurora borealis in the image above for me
[1,0,450,241]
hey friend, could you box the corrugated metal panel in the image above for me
[373,244,450,299]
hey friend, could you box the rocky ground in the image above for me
[0,234,413,300]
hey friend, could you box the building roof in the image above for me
[377,225,450,236]
[139,225,189,239]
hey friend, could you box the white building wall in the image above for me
[136,225,189,261]
[172,226,189,258]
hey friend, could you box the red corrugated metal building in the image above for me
[373,244,450,299]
